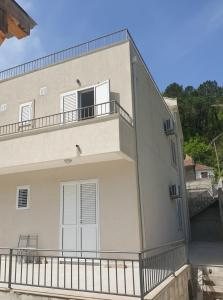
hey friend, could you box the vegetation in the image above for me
[163,80,223,175]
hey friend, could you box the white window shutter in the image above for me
[61,91,78,123]
[95,80,110,116]
[80,182,97,225]
[20,103,32,123]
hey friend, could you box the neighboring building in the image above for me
[195,163,214,180]
[0,0,36,45]
[0,29,188,254]
[184,155,215,181]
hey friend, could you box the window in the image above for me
[16,186,30,209]
[170,140,177,167]
[201,171,208,178]
[19,102,32,124]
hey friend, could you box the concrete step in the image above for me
[203,284,223,296]
[203,275,223,286]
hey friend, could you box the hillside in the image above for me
[163,80,223,176]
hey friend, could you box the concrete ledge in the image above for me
[145,265,190,300]
[0,287,132,300]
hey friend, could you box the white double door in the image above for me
[60,180,99,255]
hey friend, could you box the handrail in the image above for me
[0,239,185,254]
[0,29,129,82]
[141,239,185,254]
[0,100,133,137]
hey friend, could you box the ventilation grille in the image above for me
[80,183,96,224]
[18,188,29,208]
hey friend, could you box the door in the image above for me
[61,180,99,256]
[95,80,110,116]
[61,183,78,255]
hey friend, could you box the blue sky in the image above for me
[0,0,223,91]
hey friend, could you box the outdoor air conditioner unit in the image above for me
[163,119,175,135]
[169,184,181,199]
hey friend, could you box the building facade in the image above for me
[0,30,188,253]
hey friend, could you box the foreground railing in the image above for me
[0,101,133,137]
[0,241,186,299]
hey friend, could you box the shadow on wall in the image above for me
[191,201,223,242]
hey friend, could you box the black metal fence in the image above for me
[0,101,133,137]
[0,241,186,299]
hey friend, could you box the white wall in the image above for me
[130,45,186,249]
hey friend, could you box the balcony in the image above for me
[0,241,186,299]
[0,101,136,175]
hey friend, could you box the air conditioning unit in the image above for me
[169,184,181,199]
[164,119,175,135]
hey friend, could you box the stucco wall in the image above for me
[0,116,136,175]
[0,160,140,252]
[130,45,185,249]
[0,41,133,125]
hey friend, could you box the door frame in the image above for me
[60,80,110,115]
[59,179,100,255]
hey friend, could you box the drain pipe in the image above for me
[130,53,145,251]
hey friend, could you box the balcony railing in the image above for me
[0,101,133,138]
[0,240,186,299]
[0,29,130,82]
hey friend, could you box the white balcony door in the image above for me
[95,80,110,116]
[61,180,99,256]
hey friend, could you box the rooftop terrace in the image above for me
[0,29,131,82]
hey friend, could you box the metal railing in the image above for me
[0,101,133,138]
[0,29,129,82]
[0,241,186,299]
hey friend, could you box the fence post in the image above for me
[8,249,13,289]
[138,252,144,300]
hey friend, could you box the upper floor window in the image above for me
[16,186,30,209]
[170,139,177,167]
[19,102,33,124]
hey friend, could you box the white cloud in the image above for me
[0,28,44,71]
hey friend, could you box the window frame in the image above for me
[19,101,33,123]
[170,139,177,168]
[16,185,30,210]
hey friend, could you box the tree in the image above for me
[184,137,213,166]
[197,80,220,97]
[163,83,183,98]
[163,80,223,170]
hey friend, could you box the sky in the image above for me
[0,0,223,91]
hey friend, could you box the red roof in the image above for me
[195,163,214,171]
[184,154,194,167]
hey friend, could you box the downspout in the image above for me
[174,113,190,246]
[130,49,145,251]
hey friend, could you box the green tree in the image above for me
[163,80,223,170]
[184,137,213,166]
[163,83,183,98]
